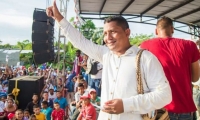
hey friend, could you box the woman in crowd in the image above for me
[4,99,16,120]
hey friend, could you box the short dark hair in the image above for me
[156,16,173,29]
[104,16,129,30]
[43,91,48,94]
[54,102,59,105]
[76,50,81,53]
[33,105,40,109]
[78,83,84,88]
[41,101,48,105]
[23,109,29,112]
[33,93,38,96]
[7,93,14,98]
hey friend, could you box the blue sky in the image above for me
[0,0,191,45]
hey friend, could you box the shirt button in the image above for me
[116,67,118,69]
[113,80,115,82]
[110,92,113,94]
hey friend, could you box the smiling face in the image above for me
[103,21,131,55]
[15,110,23,120]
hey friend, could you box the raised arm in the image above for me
[46,0,108,63]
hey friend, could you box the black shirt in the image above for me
[26,101,39,114]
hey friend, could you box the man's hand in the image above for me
[46,0,64,22]
[102,99,124,114]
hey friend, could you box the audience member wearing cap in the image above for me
[89,88,100,106]
[77,93,96,120]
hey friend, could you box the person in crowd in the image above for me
[54,91,68,119]
[26,94,39,115]
[88,58,103,97]
[29,115,36,120]
[48,88,56,102]
[4,99,16,120]
[78,54,89,84]
[65,74,75,104]
[89,88,101,118]
[46,2,172,120]
[5,94,17,109]
[77,93,96,120]
[23,109,30,120]
[51,102,65,120]
[71,83,86,120]
[40,92,53,108]
[7,70,13,80]
[33,105,46,120]
[1,74,7,84]
[14,109,24,120]
[74,75,84,93]
[89,88,100,106]
[56,78,64,93]
[0,69,3,80]
[1,96,6,103]
[0,96,6,119]
[41,101,52,120]
[140,16,200,120]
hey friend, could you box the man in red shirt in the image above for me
[141,16,200,120]
[77,93,97,120]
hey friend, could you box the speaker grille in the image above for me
[32,8,55,64]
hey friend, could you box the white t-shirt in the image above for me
[74,81,79,92]
[48,92,56,101]
[0,101,5,112]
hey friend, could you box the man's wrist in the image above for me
[55,14,64,22]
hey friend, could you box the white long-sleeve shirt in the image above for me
[59,18,172,120]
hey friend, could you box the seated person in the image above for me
[71,83,85,120]
[89,88,101,118]
[77,93,96,120]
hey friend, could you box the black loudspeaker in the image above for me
[32,8,55,64]
[8,76,44,110]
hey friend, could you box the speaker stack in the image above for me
[32,8,55,64]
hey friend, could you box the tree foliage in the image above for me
[130,34,154,46]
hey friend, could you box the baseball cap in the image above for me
[80,93,91,99]
[89,88,96,94]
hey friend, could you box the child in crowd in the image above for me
[33,105,46,120]
[29,115,37,120]
[51,102,65,120]
[77,93,96,120]
[13,109,24,120]
[41,101,52,120]
[23,109,30,120]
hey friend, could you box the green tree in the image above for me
[70,17,96,40]
[17,40,32,50]
[91,27,104,44]
[3,43,12,49]
[129,34,154,46]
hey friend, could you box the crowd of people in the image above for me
[0,1,200,120]
[0,48,103,120]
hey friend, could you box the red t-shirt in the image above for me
[141,37,199,113]
[80,103,96,120]
[51,109,65,120]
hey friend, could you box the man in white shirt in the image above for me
[46,1,172,120]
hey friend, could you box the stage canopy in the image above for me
[75,0,200,38]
